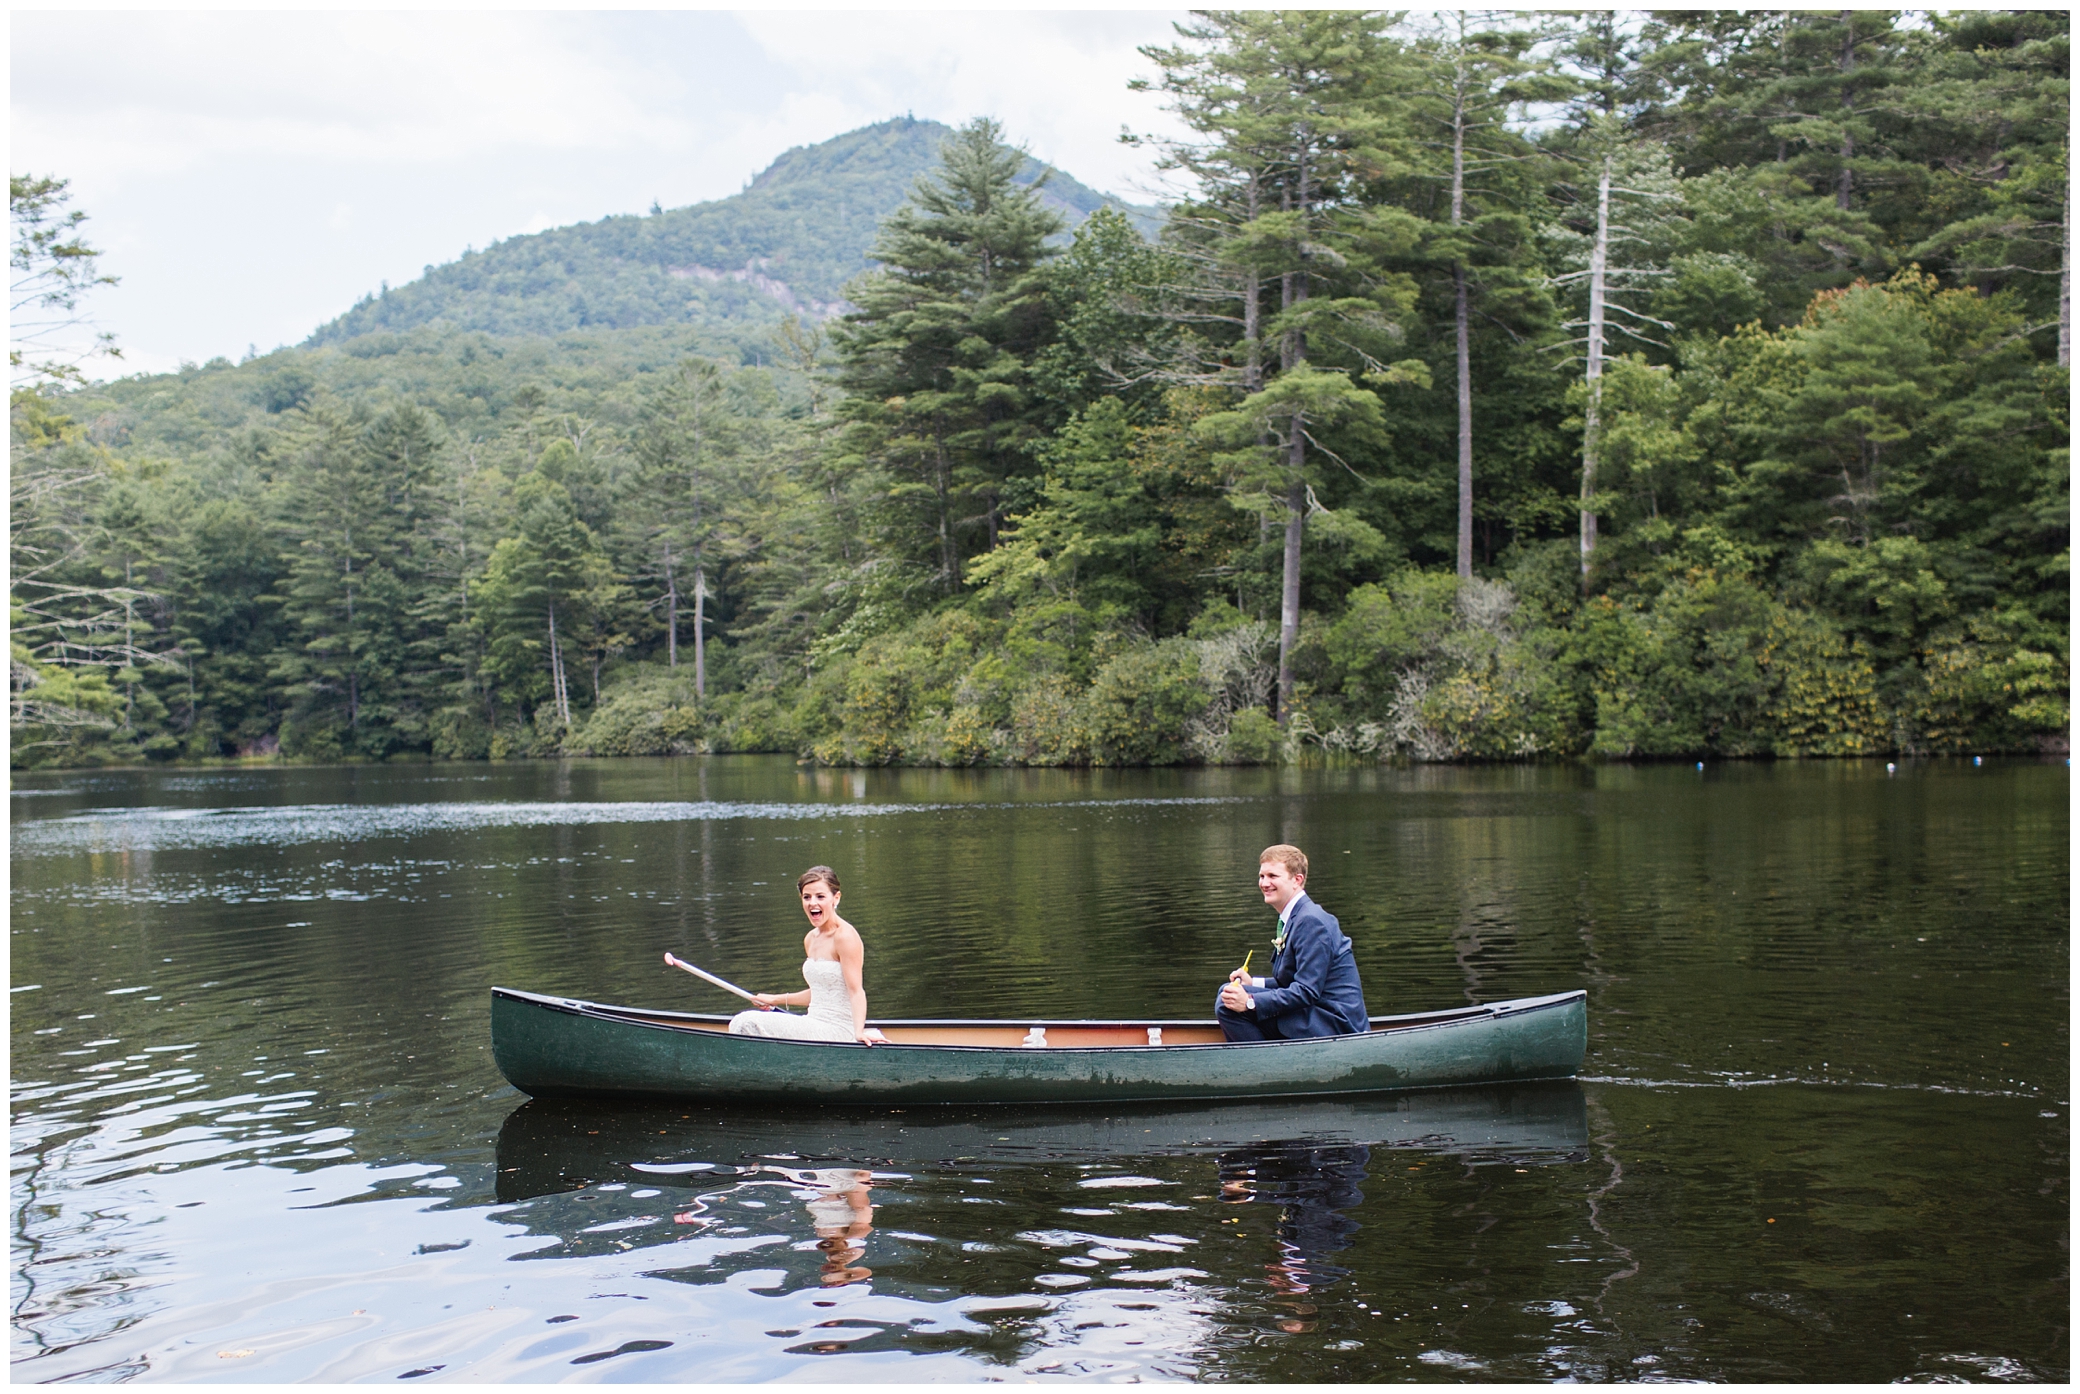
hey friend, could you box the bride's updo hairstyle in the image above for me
[798,865,841,895]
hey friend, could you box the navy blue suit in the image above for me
[1216,893,1370,1041]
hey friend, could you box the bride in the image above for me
[727,866,884,1044]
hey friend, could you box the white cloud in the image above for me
[736,11,1189,198]
[10,9,1193,375]
[13,12,689,179]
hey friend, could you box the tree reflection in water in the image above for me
[1217,1143,1370,1333]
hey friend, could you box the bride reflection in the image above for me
[782,1166,875,1285]
[1218,1142,1370,1333]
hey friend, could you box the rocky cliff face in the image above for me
[666,261,852,321]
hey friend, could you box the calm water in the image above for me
[10,757,2067,1383]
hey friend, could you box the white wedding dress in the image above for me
[727,959,856,1042]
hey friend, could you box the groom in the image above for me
[1216,844,1370,1042]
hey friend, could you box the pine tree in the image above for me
[1903,12,2070,362]
[1544,129,1689,583]
[1400,11,1564,580]
[270,407,385,754]
[473,469,618,731]
[164,497,286,753]
[1134,10,1426,719]
[10,174,122,387]
[831,118,1065,594]
[629,358,745,697]
[1643,12,1919,313]
[1545,12,1687,582]
[271,403,446,756]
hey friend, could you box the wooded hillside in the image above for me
[306,117,1159,354]
[12,11,2068,769]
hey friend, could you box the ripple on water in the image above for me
[10,794,1266,857]
[9,758,2068,1383]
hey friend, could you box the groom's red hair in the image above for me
[1259,844,1308,881]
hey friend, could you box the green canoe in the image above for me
[489,986,1588,1106]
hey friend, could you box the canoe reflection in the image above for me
[493,1081,1587,1202]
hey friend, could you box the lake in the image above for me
[10,756,2067,1382]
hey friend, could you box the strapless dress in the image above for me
[727,958,855,1041]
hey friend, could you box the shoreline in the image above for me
[12,743,2068,778]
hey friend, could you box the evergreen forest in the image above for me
[11,10,2069,771]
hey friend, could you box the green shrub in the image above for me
[570,690,700,756]
[811,610,998,764]
[1915,619,2070,753]
[1084,638,1209,766]
[704,692,796,754]
[1756,613,1889,755]
[1308,573,1573,760]
[1009,676,1088,764]
[431,711,493,760]
[8,656,122,769]
[1224,707,1281,763]
[1324,572,1464,717]
[1581,570,1776,757]
[558,665,707,755]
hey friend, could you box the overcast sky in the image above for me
[13,9,1193,377]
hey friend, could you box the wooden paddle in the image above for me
[663,953,789,1011]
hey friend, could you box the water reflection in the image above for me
[792,1168,876,1286]
[11,756,2067,1382]
[493,1083,1590,1203]
[1219,1143,1369,1329]
[475,1086,1593,1370]
[488,1087,1587,1302]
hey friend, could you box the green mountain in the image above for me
[306,117,1161,349]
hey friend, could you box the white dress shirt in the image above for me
[1254,891,1311,988]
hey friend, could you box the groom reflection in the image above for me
[1217,1143,1370,1332]
[787,1167,875,1286]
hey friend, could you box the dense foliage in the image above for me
[11,12,2068,770]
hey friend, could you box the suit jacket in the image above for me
[1248,894,1370,1038]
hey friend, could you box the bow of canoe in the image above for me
[489,986,1587,1106]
